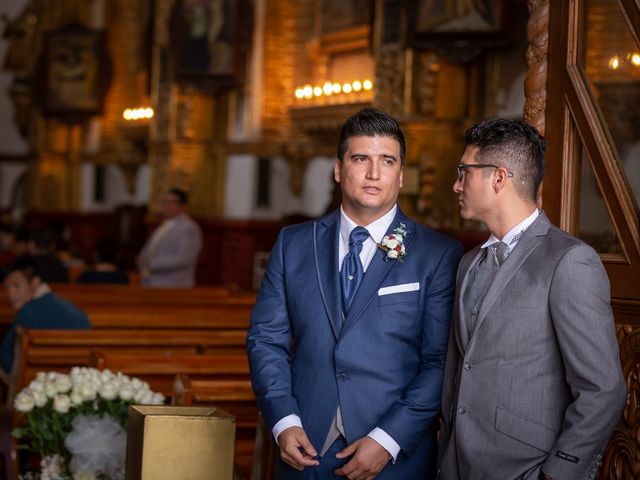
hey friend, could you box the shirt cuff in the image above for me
[367,427,401,462]
[272,414,303,445]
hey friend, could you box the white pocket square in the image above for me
[378,282,420,296]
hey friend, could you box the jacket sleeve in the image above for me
[246,228,300,431]
[377,240,463,455]
[543,244,626,480]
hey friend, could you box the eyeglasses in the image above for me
[456,163,514,182]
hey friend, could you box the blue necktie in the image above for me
[341,226,370,314]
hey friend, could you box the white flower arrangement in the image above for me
[378,222,408,261]
[13,367,165,480]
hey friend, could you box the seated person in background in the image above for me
[77,238,129,285]
[28,227,70,283]
[0,256,90,373]
[137,188,203,287]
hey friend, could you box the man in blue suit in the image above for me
[247,108,462,479]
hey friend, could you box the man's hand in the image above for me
[277,426,319,471]
[334,436,392,479]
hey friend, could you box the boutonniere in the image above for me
[378,222,407,261]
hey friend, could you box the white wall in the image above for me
[80,163,151,211]
[224,154,335,219]
[0,162,27,209]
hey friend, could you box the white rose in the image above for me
[54,374,71,393]
[386,238,399,249]
[99,381,118,400]
[133,387,148,403]
[53,394,71,413]
[14,391,35,412]
[139,390,154,404]
[31,389,48,408]
[80,383,97,401]
[131,378,143,389]
[99,369,114,383]
[36,372,47,382]
[29,379,45,393]
[387,250,398,259]
[119,385,134,402]
[44,381,58,398]
[70,390,84,406]
[151,392,165,405]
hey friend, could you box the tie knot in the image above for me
[349,227,370,247]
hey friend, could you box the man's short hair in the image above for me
[1,256,40,282]
[337,107,406,164]
[168,188,188,205]
[464,118,546,202]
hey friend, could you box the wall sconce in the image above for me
[293,79,374,105]
[607,53,640,70]
[122,107,154,121]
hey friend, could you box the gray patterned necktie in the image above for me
[469,230,524,333]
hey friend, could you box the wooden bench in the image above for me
[9,328,248,404]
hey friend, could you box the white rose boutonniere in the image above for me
[378,222,407,262]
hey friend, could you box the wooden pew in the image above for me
[10,328,249,404]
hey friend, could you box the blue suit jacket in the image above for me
[247,208,462,478]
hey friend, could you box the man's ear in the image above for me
[493,167,510,193]
[29,275,42,291]
[334,160,341,183]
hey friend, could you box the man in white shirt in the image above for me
[247,108,462,479]
[138,188,202,287]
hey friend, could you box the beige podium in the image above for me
[125,405,236,480]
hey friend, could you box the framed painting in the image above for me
[40,23,111,117]
[172,0,247,87]
[410,0,509,62]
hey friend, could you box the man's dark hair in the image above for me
[1,256,40,282]
[464,118,546,202]
[169,188,188,205]
[337,107,406,164]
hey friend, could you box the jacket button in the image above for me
[457,406,466,415]
[337,373,347,382]
[463,362,471,370]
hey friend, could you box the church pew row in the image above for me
[0,296,256,333]
[11,328,249,403]
[172,375,267,480]
[92,351,257,479]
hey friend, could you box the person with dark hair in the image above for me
[1,256,90,373]
[137,188,202,287]
[247,107,462,479]
[438,118,625,480]
[76,238,129,285]
[28,226,70,283]
[0,223,17,268]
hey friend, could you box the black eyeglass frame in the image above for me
[455,163,514,182]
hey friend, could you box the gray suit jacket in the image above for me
[438,213,626,480]
[138,213,202,287]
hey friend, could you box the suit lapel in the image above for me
[340,211,414,338]
[469,214,551,343]
[314,210,342,339]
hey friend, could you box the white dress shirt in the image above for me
[481,208,540,253]
[272,205,402,461]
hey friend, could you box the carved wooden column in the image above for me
[524,0,549,135]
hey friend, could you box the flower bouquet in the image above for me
[12,367,165,480]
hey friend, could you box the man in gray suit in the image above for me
[138,188,202,287]
[438,118,626,480]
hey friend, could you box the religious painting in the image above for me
[320,0,373,34]
[414,0,505,34]
[410,0,509,62]
[172,0,245,86]
[40,23,111,117]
